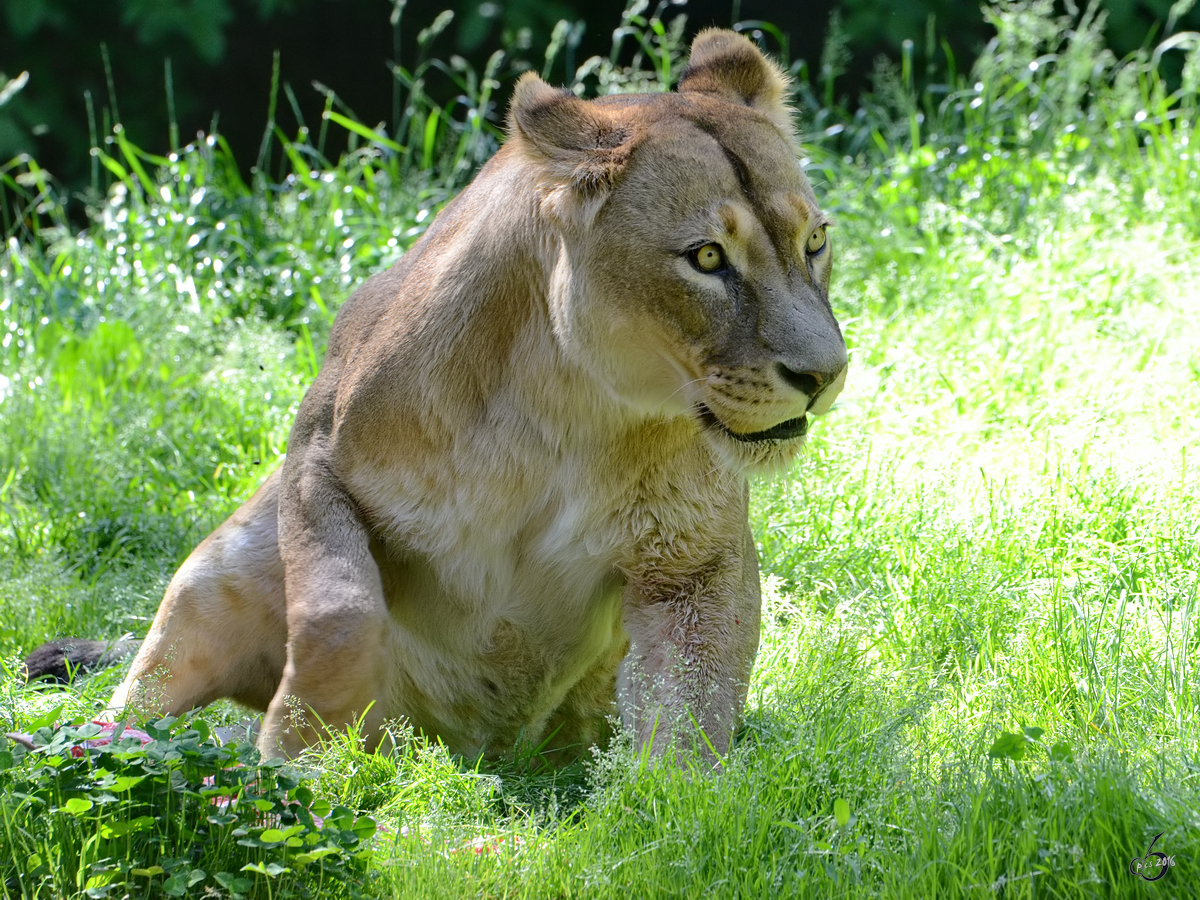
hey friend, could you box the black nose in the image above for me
[776,363,836,398]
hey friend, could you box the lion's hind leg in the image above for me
[110,472,288,718]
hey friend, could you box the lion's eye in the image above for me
[690,243,727,274]
[806,226,827,255]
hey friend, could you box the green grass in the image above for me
[2,1,1199,897]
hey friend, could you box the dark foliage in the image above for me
[7,0,1195,200]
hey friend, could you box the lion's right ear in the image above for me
[507,73,635,199]
[678,29,795,141]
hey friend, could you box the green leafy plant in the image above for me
[0,718,376,898]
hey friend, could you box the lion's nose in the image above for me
[777,362,844,415]
[776,362,836,397]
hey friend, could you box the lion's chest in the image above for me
[347,412,717,753]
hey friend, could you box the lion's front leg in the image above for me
[618,522,762,761]
[258,458,390,759]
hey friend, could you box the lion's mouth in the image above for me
[697,405,809,443]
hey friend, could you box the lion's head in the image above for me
[507,29,848,470]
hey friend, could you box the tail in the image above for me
[23,637,142,683]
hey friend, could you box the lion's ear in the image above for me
[507,72,634,196]
[678,29,795,139]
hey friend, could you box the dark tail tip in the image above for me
[23,638,141,683]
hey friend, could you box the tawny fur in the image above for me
[59,30,848,762]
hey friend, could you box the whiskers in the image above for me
[656,376,709,415]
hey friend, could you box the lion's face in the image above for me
[511,31,848,470]
[585,110,846,469]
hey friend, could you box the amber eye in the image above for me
[690,243,727,273]
[806,226,827,255]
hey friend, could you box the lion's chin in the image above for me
[696,405,809,473]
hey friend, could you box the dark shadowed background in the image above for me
[2,0,1195,195]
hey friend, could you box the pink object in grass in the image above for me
[457,834,525,855]
[68,720,154,757]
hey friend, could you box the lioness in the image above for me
[28,30,847,762]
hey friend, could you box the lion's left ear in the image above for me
[677,29,795,140]
[507,72,635,195]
